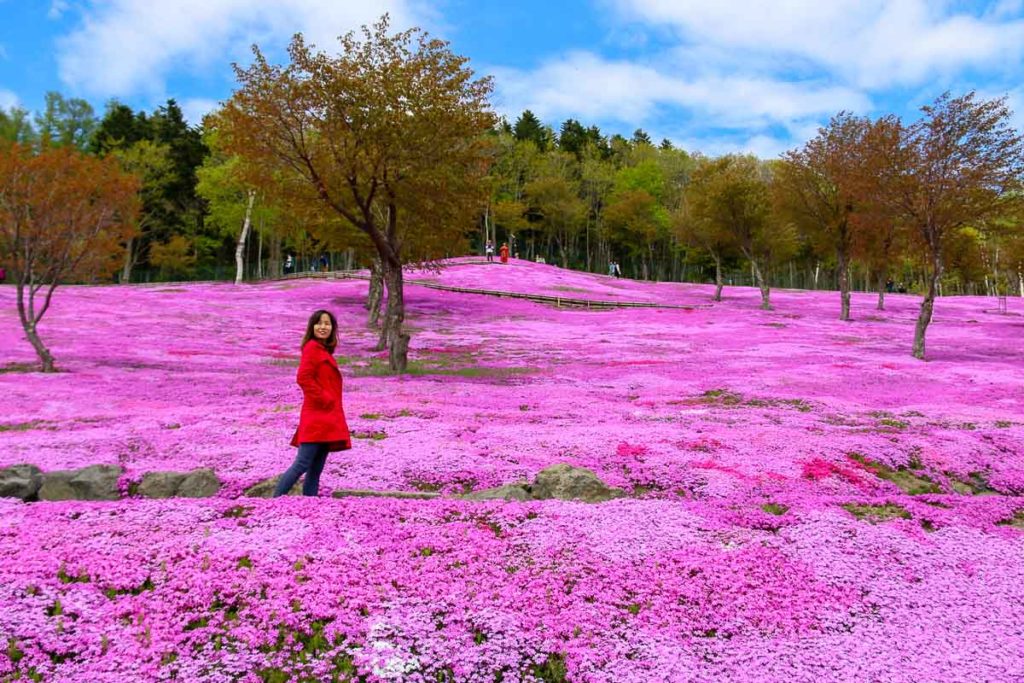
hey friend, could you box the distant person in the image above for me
[284,255,294,275]
[319,254,329,272]
[485,240,495,262]
[885,278,894,293]
[274,310,351,497]
[499,242,509,264]
[535,255,546,264]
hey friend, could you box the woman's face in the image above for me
[313,313,333,340]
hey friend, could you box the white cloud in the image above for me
[48,0,70,20]
[492,51,869,135]
[606,0,1024,89]
[0,88,19,110]
[56,0,430,97]
[180,97,221,126]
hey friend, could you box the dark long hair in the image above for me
[301,309,338,353]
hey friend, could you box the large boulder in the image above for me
[244,476,300,498]
[530,464,625,503]
[137,468,222,498]
[0,464,43,501]
[460,466,624,504]
[136,472,186,499]
[178,468,221,498]
[459,482,531,502]
[39,465,123,501]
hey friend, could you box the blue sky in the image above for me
[2,0,1024,157]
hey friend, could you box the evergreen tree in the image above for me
[90,100,152,154]
[631,128,652,146]
[513,110,548,150]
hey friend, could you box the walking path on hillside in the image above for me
[280,268,708,310]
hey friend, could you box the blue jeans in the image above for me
[273,443,329,497]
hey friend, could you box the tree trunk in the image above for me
[875,271,887,311]
[713,254,723,302]
[912,254,942,360]
[813,261,820,289]
[121,237,134,283]
[234,190,256,285]
[378,259,408,372]
[269,232,281,278]
[838,248,851,321]
[750,257,772,310]
[15,284,55,372]
[256,216,264,280]
[366,257,384,325]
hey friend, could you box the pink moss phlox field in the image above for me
[2,258,1024,681]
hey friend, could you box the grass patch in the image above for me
[761,503,789,516]
[700,389,743,406]
[948,471,997,496]
[848,453,942,495]
[352,430,387,441]
[842,503,911,523]
[0,420,51,432]
[352,358,534,379]
[995,420,1014,428]
[746,397,813,412]
[265,357,300,367]
[0,362,37,374]
[223,505,252,519]
[530,653,568,683]
[998,510,1024,529]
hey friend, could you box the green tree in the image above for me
[34,92,97,150]
[877,92,1024,359]
[524,151,585,268]
[0,106,36,145]
[221,15,495,372]
[776,112,872,321]
[513,110,549,150]
[90,100,153,154]
[680,156,740,300]
[686,155,792,309]
[110,139,176,282]
[631,128,652,147]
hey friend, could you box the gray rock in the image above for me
[0,464,43,501]
[459,482,532,501]
[178,468,221,498]
[530,464,625,503]
[137,471,186,499]
[333,488,441,500]
[244,476,300,498]
[39,465,123,501]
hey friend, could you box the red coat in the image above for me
[291,340,351,450]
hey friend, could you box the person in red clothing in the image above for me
[499,242,509,264]
[273,309,351,497]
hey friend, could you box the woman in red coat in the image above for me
[273,309,351,497]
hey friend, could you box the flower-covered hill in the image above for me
[2,260,1024,682]
[1,259,1021,499]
